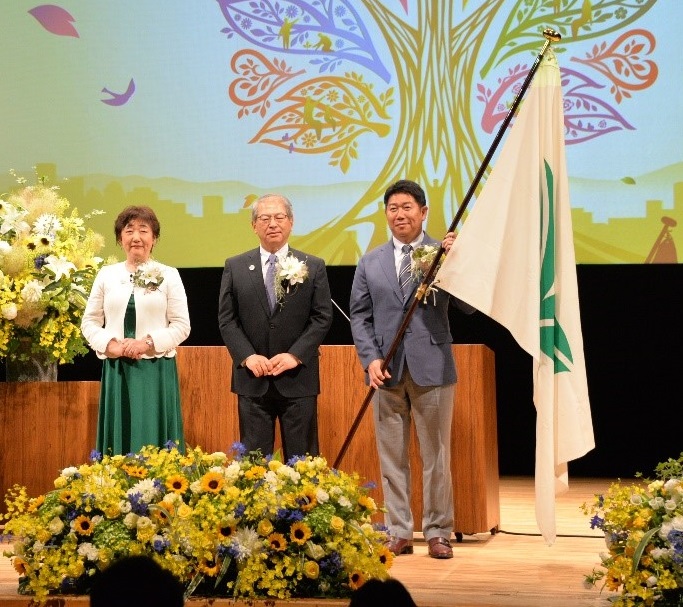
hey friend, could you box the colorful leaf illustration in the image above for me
[28,4,79,38]
[216,0,390,81]
[229,50,305,118]
[571,29,658,104]
[561,67,635,144]
[478,64,635,144]
[249,73,393,173]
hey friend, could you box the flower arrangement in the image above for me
[1,443,392,603]
[581,453,683,606]
[410,244,442,304]
[0,170,104,364]
[131,261,165,292]
[274,253,308,305]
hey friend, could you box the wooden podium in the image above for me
[0,345,499,538]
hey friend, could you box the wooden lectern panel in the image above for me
[2,345,499,537]
[0,382,100,501]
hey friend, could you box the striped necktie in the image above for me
[398,244,413,300]
[265,253,277,313]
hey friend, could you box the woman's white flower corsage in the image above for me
[274,253,308,305]
[131,261,164,293]
[410,245,442,305]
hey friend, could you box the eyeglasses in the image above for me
[255,213,290,225]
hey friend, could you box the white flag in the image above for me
[435,50,594,544]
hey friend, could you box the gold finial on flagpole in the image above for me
[543,28,562,43]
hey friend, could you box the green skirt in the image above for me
[97,356,184,455]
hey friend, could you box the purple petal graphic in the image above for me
[101,79,136,106]
[28,5,79,38]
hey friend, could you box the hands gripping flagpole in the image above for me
[333,28,562,470]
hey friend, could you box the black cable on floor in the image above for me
[495,529,604,539]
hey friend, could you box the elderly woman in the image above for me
[81,206,190,455]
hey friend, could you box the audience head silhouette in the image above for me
[89,555,184,607]
[349,578,417,607]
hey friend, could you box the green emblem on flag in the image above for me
[539,160,573,373]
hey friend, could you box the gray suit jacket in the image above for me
[218,247,333,397]
[350,234,464,387]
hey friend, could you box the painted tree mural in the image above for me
[217,0,658,264]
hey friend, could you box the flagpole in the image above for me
[333,28,562,470]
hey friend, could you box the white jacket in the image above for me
[81,261,190,359]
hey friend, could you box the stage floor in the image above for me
[0,477,614,607]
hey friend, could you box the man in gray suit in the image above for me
[218,193,333,461]
[349,179,473,559]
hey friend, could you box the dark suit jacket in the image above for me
[218,247,333,398]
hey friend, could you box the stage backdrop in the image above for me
[2,1,681,265]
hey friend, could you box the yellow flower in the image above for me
[244,465,267,480]
[257,519,274,536]
[303,560,319,579]
[378,545,394,569]
[73,515,94,536]
[151,501,175,525]
[200,471,225,494]
[59,489,76,504]
[330,516,345,533]
[290,522,312,545]
[349,570,366,590]
[12,557,28,576]
[358,495,376,511]
[297,489,317,512]
[217,522,236,540]
[103,503,121,519]
[165,474,189,494]
[27,495,45,513]
[268,532,287,552]
[199,558,220,577]
[121,464,148,479]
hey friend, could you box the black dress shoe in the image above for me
[427,536,453,559]
[385,536,414,555]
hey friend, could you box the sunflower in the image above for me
[289,522,312,545]
[217,522,236,541]
[151,501,175,524]
[349,570,366,590]
[73,515,94,536]
[377,545,394,568]
[27,495,45,513]
[121,464,148,479]
[12,557,28,576]
[268,532,287,552]
[165,474,189,494]
[298,488,317,512]
[357,495,376,511]
[200,472,225,494]
[199,558,221,577]
[59,489,76,504]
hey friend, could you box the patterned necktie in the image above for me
[398,244,413,300]
[265,253,277,313]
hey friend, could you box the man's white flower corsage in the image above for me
[131,261,164,293]
[410,245,442,305]
[274,254,308,305]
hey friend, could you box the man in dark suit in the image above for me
[218,193,333,461]
[349,179,474,560]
